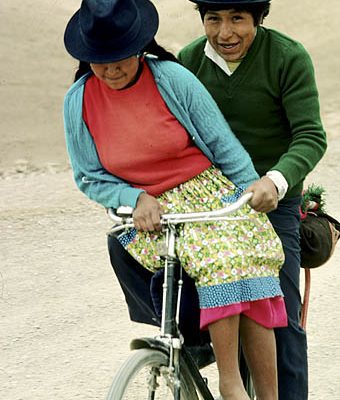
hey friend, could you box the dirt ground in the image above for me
[1,0,339,399]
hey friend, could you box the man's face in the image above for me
[203,9,257,62]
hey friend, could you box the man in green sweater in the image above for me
[178,0,327,399]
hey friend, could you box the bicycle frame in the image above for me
[107,193,253,399]
[158,221,215,399]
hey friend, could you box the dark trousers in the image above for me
[268,196,308,400]
[108,196,307,399]
[107,235,209,346]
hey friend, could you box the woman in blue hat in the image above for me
[178,1,327,399]
[63,0,287,398]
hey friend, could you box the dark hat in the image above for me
[189,0,270,4]
[64,0,159,63]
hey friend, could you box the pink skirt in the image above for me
[200,296,287,330]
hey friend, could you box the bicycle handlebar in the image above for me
[107,192,253,234]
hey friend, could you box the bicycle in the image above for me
[105,192,258,399]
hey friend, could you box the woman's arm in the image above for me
[63,82,144,209]
[187,86,280,211]
[152,60,281,211]
[178,66,259,187]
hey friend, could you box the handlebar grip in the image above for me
[116,206,134,217]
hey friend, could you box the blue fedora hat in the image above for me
[64,0,159,63]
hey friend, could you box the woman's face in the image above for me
[90,56,139,90]
[204,9,256,62]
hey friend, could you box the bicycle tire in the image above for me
[106,348,199,400]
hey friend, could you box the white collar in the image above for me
[204,41,233,76]
[203,29,257,76]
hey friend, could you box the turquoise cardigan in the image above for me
[63,57,259,209]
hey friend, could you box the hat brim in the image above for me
[64,0,159,63]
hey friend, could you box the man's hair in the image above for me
[197,3,271,26]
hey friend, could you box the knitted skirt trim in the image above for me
[118,166,285,323]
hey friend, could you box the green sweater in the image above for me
[178,27,327,198]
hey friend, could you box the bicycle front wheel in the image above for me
[106,348,198,400]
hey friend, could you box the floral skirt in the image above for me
[119,167,285,325]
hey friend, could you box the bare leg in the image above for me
[240,315,278,400]
[208,316,250,400]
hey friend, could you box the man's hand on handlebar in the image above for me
[245,176,278,213]
[133,193,163,232]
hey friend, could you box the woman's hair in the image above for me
[197,3,271,26]
[73,39,178,82]
[142,39,179,63]
[74,61,92,82]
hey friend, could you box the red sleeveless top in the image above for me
[83,62,211,196]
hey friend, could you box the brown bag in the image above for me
[300,211,340,268]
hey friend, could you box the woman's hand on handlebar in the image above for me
[133,193,163,232]
[245,176,278,213]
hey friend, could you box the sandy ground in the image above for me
[1,0,340,399]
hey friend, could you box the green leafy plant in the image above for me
[301,184,326,214]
